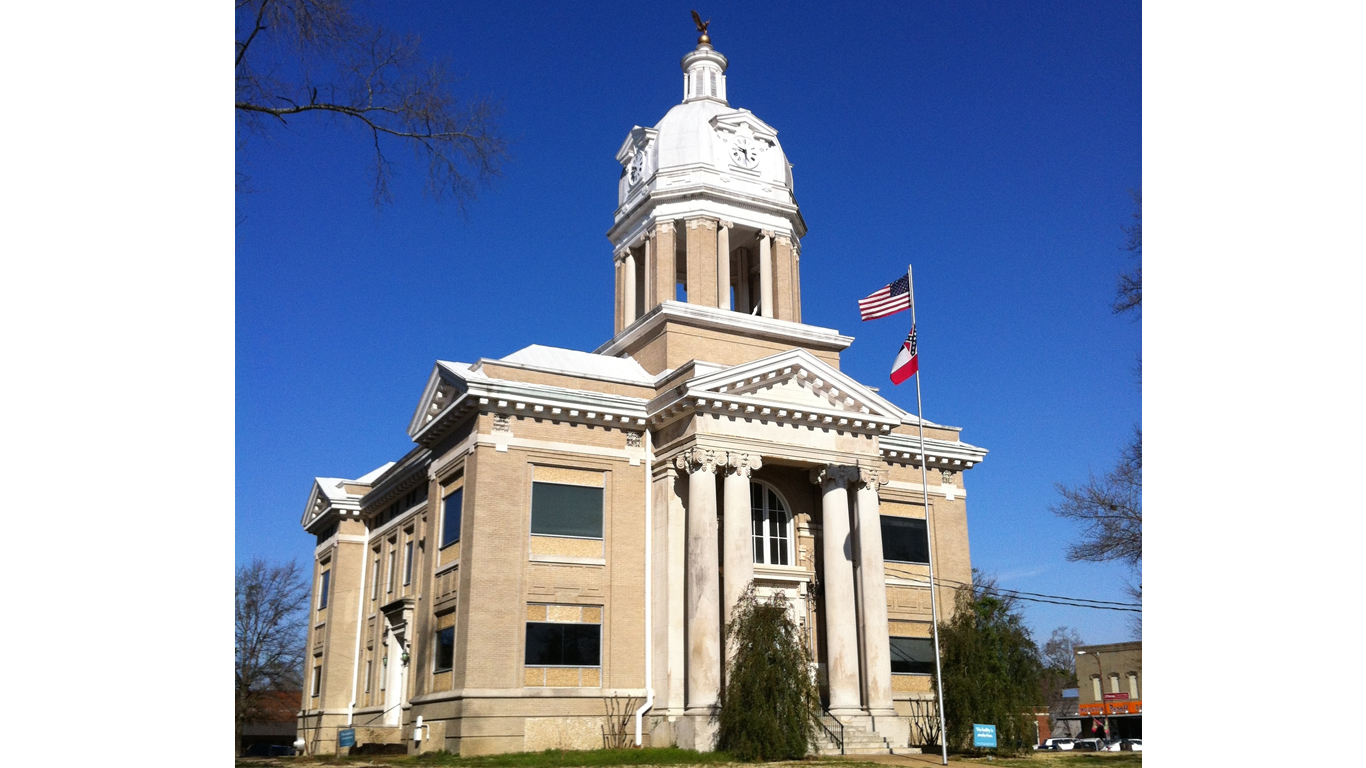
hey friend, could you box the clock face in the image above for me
[730,136,760,169]
[629,151,645,184]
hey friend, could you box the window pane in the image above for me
[442,489,463,548]
[561,624,602,666]
[525,623,562,665]
[531,483,603,538]
[318,570,330,609]
[881,516,929,563]
[889,636,935,674]
[403,542,414,585]
[434,627,455,672]
[752,505,765,563]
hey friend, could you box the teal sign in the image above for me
[973,724,997,748]
[338,728,356,748]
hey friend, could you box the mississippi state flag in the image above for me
[890,327,919,385]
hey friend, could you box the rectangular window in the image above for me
[365,660,372,693]
[434,627,455,672]
[1128,673,1139,699]
[403,541,414,586]
[317,569,330,610]
[371,555,380,600]
[1092,675,1102,701]
[881,516,929,564]
[386,549,396,594]
[530,482,604,539]
[525,622,602,666]
[441,488,463,548]
[311,665,322,696]
[889,636,935,675]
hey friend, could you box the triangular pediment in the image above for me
[406,361,472,438]
[684,348,906,422]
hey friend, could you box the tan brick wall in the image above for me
[685,218,718,308]
[773,235,794,321]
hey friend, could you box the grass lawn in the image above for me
[236,747,1141,768]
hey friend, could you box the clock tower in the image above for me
[601,30,850,375]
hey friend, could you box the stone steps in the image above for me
[814,716,895,756]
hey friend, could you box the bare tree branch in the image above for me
[236,0,507,209]
[1113,189,1141,315]
[1051,428,1142,568]
[236,558,309,757]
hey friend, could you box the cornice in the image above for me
[594,301,853,358]
[879,432,988,469]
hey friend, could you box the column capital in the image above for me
[857,467,890,489]
[774,233,791,247]
[759,229,775,240]
[685,217,718,231]
[655,220,675,235]
[809,465,859,488]
[718,219,734,230]
[675,447,723,474]
[722,452,762,478]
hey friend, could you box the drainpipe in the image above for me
[634,428,654,745]
[348,513,371,726]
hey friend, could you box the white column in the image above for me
[736,248,750,314]
[758,230,774,318]
[812,466,861,715]
[717,220,732,311]
[855,469,895,716]
[677,448,722,712]
[624,250,637,326]
[722,452,760,629]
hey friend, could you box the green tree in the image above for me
[934,571,1045,755]
[717,586,820,760]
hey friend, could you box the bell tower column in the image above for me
[653,220,676,308]
[716,220,732,310]
[623,249,638,326]
[686,218,719,308]
[774,233,794,321]
[758,230,774,318]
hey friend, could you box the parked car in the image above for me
[1037,738,1075,751]
[1072,738,1102,751]
[1121,738,1143,751]
[1100,739,1123,752]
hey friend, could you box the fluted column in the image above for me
[812,465,861,714]
[758,230,774,318]
[623,249,638,326]
[614,254,625,334]
[854,468,895,716]
[676,448,723,712]
[717,220,733,310]
[654,220,676,308]
[722,452,761,629]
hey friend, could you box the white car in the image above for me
[1037,738,1075,751]
[1121,738,1143,752]
[1101,739,1123,752]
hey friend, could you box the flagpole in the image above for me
[908,263,949,766]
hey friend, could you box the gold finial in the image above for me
[691,10,711,45]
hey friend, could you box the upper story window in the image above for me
[317,569,330,611]
[531,481,604,539]
[403,540,414,586]
[441,488,463,549]
[386,547,396,594]
[434,627,455,672]
[882,516,929,564]
[751,482,791,566]
[370,552,380,600]
[1091,675,1102,701]
[1127,672,1139,699]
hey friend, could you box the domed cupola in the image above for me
[606,21,809,341]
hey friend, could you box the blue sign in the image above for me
[338,728,356,748]
[973,724,997,748]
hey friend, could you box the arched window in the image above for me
[751,482,792,565]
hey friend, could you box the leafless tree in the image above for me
[1113,190,1141,315]
[1051,429,1142,568]
[236,558,310,756]
[236,0,508,208]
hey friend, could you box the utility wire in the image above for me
[913,574,1144,612]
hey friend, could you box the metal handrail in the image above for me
[818,708,844,755]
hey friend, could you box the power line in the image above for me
[923,575,1143,613]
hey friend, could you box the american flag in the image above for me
[857,274,911,320]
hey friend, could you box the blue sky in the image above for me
[236,1,1142,645]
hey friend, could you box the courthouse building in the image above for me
[297,30,987,756]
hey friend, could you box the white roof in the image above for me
[355,462,395,484]
[313,477,355,502]
[498,344,653,385]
